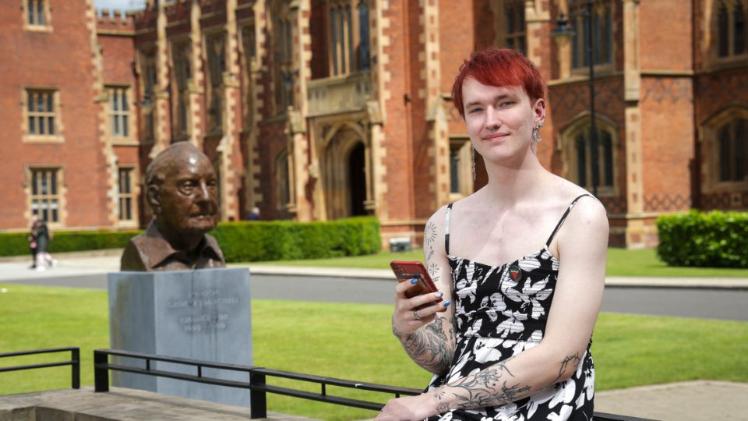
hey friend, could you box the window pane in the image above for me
[39,116,46,134]
[359,1,370,70]
[735,0,746,55]
[736,119,746,180]
[719,0,730,57]
[450,145,460,194]
[37,0,45,25]
[29,117,36,134]
[719,125,731,181]
[576,134,587,186]
[48,116,54,134]
[601,130,613,186]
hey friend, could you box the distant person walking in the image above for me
[27,217,39,269]
[33,218,55,271]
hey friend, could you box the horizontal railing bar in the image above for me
[257,384,383,410]
[254,367,421,395]
[103,363,251,389]
[96,349,251,373]
[0,360,73,373]
[0,347,78,358]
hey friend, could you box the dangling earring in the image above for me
[532,125,542,144]
[471,147,476,181]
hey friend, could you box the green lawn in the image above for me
[1,284,747,420]
[252,247,748,278]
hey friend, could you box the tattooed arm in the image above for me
[391,208,456,375]
[379,198,608,419]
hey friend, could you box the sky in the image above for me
[94,0,146,11]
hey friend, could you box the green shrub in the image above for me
[0,230,139,257]
[213,217,381,262]
[0,217,381,261]
[657,210,748,268]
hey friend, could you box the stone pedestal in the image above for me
[107,268,252,407]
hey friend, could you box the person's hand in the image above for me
[376,393,440,421]
[392,279,449,338]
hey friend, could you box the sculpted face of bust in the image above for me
[147,143,219,247]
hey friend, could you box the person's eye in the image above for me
[498,101,515,108]
[178,181,197,193]
[467,107,483,114]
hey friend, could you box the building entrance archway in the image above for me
[321,125,370,219]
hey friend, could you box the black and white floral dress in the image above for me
[427,195,595,421]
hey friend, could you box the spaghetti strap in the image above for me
[445,203,454,255]
[545,194,593,247]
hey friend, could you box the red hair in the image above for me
[451,48,546,119]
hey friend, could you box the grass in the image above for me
[252,247,748,278]
[1,284,747,420]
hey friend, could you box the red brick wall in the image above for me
[0,0,109,230]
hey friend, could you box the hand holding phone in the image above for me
[390,260,438,298]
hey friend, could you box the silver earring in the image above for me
[532,125,542,144]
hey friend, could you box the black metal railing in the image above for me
[93,348,648,420]
[0,347,80,389]
[93,348,419,418]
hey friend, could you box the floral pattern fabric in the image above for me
[426,218,595,420]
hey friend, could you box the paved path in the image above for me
[2,254,747,321]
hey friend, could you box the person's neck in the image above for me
[481,150,547,205]
[154,220,203,253]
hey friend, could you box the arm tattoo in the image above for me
[393,315,455,374]
[553,352,582,383]
[425,221,437,263]
[432,359,533,410]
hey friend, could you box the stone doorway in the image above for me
[321,125,370,219]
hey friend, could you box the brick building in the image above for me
[1,0,746,248]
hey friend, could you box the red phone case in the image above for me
[390,260,438,298]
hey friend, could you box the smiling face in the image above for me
[151,149,218,236]
[461,77,545,166]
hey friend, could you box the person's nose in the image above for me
[484,106,501,131]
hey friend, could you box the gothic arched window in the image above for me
[563,120,617,193]
[570,0,613,69]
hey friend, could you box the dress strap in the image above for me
[445,203,454,255]
[545,194,593,247]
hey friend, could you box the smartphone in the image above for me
[390,260,438,299]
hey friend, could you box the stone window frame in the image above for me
[448,136,475,201]
[22,87,64,143]
[490,0,527,54]
[559,115,619,197]
[116,166,139,226]
[106,85,135,144]
[27,166,64,226]
[170,38,192,140]
[327,0,371,77]
[569,0,615,73]
[22,0,52,32]
[700,106,748,193]
[203,30,227,135]
[137,49,157,143]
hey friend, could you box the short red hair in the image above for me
[451,48,546,119]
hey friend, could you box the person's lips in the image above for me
[481,132,510,142]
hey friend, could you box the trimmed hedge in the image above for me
[656,210,748,268]
[0,230,139,257]
[0,217,381,262]
[212,217,381,262]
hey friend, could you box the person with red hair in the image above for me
[378,48,608,420]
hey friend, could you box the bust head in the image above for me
[146,142,219,245]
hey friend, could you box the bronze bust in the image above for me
[121,142,226,271]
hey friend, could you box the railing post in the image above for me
[249,370,267,419]
[94,350,109,392]
[71,348,80,389]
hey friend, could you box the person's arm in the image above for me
[391,207,456,375]
[378,198,608,420]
